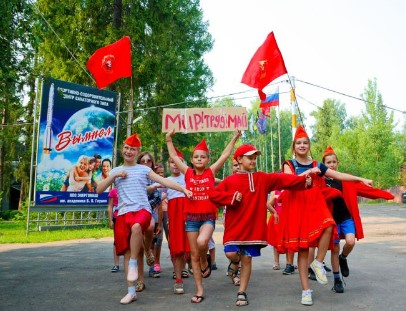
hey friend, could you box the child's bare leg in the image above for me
[143,219,155,266]
[238,255,252,292]
[188,231,204,298]
[126,223,143,282]
[130,223,143,259]
[286,252,294,265]
[308,247,316,265]
[174,253,185,279]
[273,247,280,268]
[236,254,251,306]
[315,226,333,263]
[197,224,214,272]
[136,247,145,288]
[331,244,340,272]
[342,233,355,256]
[298,249,310,290]
[113,245,119,266]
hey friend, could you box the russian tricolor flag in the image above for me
[260,92,279,107]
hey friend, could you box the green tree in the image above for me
[0,0,35,210]
[310,98,346,158]
[356,79,401,187]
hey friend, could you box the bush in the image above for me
[0,210,26,221]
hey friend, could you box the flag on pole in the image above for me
[260,91,279,107]
[261,105,271,118]
[241,32,287,100]
[256,113,267,134]
[87,36,132,89]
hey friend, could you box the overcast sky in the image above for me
[200,0,405,132]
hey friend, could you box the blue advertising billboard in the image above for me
[35,78,117,206]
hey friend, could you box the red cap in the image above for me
[293,125,309,140]
[233,144,261,160]
[175,147,184,159]
[323,146,336,158]
[124,133,142,147]
[193,139,209,153]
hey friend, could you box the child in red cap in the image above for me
[277,125,373,306]
[210,143,311,306]
[97,133,192,305]
[166,129,241,304]
[322,146,394,293]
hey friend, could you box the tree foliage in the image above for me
[0,1,404,211]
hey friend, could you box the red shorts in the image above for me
[114,209,151,256]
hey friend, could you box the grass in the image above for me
[0,220,113,244]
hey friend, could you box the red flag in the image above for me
[87,36,132,89]
[241,32,287,100]
[261,105,271,118]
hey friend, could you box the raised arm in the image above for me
[165,129,189,174]
[148,170,192,198]
[210,130,241,175]
[325,169,373,187]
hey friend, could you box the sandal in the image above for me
[201,254,211,278]
[227,261,240,286]
[181,269,189,278]
[136,280,146,292]
[273,263,280,270]
[236,291,249,306]
[145,250,155,267]
[191,295,204,303]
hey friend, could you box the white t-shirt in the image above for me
[162,174,185,200]
[111,164,152,216]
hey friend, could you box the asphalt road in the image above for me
[1,203,405,311]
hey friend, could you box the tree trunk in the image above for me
[113,0,122,29]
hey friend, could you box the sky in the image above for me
[199,0,406,133]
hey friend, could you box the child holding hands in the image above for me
[97,133,192,305]
[211,144,311,306]
[166,129,241,303]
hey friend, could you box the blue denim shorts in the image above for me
[185,219,215,232]
[335,218,356,244]
[224,244,262,257]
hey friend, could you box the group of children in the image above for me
[97,124,393,307]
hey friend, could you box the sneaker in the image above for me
[323,262,332,272]
[301,290,313,306]
[173,281,184,294]
[282,264,295,275]
[153,263,162,273]
[120,293,136,304]
[308,268,317,281]
[111,265,119,273]
[339,255,349,277]
[332,279,344,293]
[310,260,328,285]
[211,263,218,270]
[148,266,160,278]
[127,265,138,282]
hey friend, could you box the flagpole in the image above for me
[277,104,282,170]
[270,115,274,172]
[290,76,297,140]
[127,77,134,136]
[264,124,268,172]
